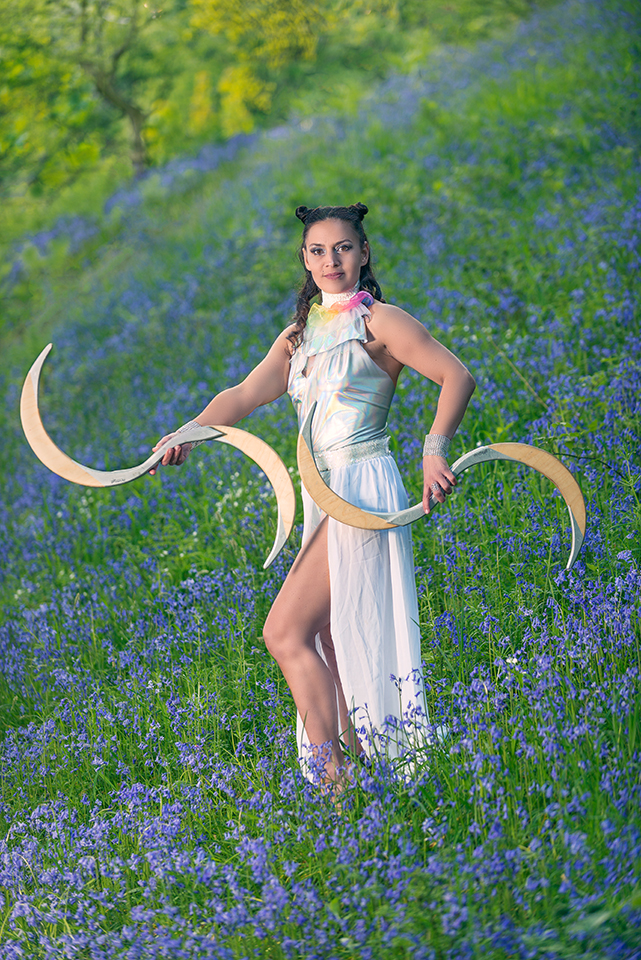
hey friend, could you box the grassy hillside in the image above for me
[0,0,640,957]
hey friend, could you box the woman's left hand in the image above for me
[422,455,457,514]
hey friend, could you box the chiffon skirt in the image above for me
[296,453,429,776]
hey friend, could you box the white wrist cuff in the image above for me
[175,420,205,448]
[423,434,451,458]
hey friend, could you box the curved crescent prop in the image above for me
[297,403,586,570]
[20,343,296,569]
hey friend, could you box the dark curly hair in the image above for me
[288,202,385,349]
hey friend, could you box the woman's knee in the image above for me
[262,611,288,660]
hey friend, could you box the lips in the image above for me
[324,273,343,280]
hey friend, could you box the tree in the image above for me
[191,0,324,136]
[74,0,154,173]
[1,0,187,183]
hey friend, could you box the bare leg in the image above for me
[318,625,364,757]
[263,517,346,781]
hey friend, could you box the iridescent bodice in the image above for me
[288,290,395,453]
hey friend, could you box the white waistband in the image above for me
[315,436,390,473]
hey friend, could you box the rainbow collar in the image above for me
[323,290,374,313]
[309,290,374,328]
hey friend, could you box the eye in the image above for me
[337,243,353,252]
[309,248,324,256]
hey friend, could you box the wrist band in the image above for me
[175,419,205,448]
[422,434,451,458]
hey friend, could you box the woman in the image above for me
[153,203,475,785]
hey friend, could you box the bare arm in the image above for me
[150,327,293,472]
[368,302,476,512]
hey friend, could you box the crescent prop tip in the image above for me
[20,343,297,568]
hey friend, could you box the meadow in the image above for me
[0,0,640,956]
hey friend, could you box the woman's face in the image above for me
[303,219,369,294]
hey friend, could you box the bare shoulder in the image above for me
[270,323,297,359]
[367,300,430,345]
[368,300,398,317]
[274,323,296,359]
[367,299,471,381]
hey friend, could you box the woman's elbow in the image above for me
[460,368,476,398]
[467,371,477,396]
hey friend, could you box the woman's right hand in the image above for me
[422,455,456,514]
[149,433,192,475]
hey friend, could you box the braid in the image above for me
[289,273,320,348]
[359,265,384,303]
[288,203,385,350]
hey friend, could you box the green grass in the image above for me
[0,1,640,956]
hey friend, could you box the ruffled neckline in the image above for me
[321,281,360,307]
[317,289,375,314]
[297,291,374,359]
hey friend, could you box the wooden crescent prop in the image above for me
[20,343,296,569]
[297,403,586,571]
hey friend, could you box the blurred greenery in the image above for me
[1,0,556,248]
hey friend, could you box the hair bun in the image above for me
[351,202,368,221]
[295,205,311,223]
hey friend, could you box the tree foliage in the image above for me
[191,0,322,135]
[0,0,195,194]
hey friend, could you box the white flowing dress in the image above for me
[288,289,428,774]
